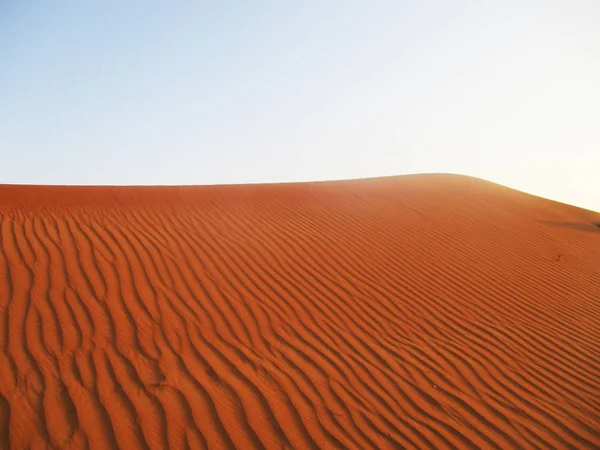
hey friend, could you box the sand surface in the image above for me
[0,174,599,449]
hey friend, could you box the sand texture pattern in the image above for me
[0,174,599,449]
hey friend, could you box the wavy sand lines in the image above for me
[1,174,600,449]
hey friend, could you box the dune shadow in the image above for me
[540,221,600,233]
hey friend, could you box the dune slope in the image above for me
[1,174,599,449]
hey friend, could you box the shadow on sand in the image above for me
[541,221,600,234]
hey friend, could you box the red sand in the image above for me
[0,174,599,449]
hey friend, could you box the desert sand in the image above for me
[0,173,599,449]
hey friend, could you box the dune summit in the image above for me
[0,174,599,449]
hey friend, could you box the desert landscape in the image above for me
[0,173,599,449]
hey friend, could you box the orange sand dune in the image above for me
[1,174,600,449]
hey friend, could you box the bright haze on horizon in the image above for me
[1,1,599,212]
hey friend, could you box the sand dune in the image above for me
[0,174,599,449]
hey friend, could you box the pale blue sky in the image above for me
[2,1,599,211]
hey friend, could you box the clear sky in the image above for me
[2,1,599,211]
